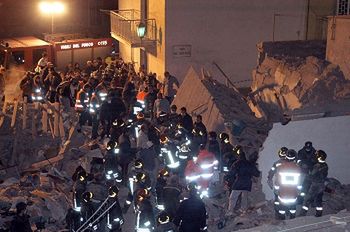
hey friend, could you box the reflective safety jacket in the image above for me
[31,87,44,102]
[274,161,302,205]
[184,160,201,183]
[75,89,89,112]
[89,93,100,115]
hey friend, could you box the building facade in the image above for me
[111,0,336,85]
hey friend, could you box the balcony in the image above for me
[110,9,157,48]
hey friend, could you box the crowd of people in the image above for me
[12,52,329,232]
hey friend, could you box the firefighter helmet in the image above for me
[158,168,169,178]
[286,149,297,161]
[219,132,229,141]
[136,172,147,183]
[136,189,150,202]
[108,185,119,198]
[158,211,170,224]
[112,118,125,128]
[305,141,312,147]
[278,147,288,158]
[106,141,117,151]
[159,134,169,144]
[187,182,199,191]
[77,170,87,182]
[136,112,145,120]
[82,192,93,202]
[134,159,143,169]
[316,150,327,162]
[233,145,242,154]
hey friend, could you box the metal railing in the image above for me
[110,10,157,46]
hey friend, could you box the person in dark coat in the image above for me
[224,148,260,216]
[208,131,221,163]
[162,176,182,220]
[174,182,207,232]
[10,202,32,232]
[193,115,207,145]
[179,107,193,136]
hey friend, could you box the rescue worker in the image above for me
[273,149,302,220]
[81,191,95,223]
[167,105,180,130]
[72,168,87,213]
[19,72,34,103]
[95,76,110,102]
[184,158,201,186]
[10,202,32,232]
[297,141,317,198]
[162,176,182,220]
[159,134,180,171]
[196,145,218,198]
[118,129,134,183]
[135,189,155,232]
[207,131,220,163]
[110,118,126,143]
[300,150,328,217]
[225,147,260,217]
[174,182,207,232]
[267,147,288,189]
[107,186,124,232]
[75,84,91,133]
[219,133,234,172]
[105,141,122,183]
[155,211,178,232]
[31,75,44,103]
[123,159,146,213]
[89,92,101,140]
[155,168,170,211]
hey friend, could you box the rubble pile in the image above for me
[173,67,272,158]
[249,56,350,122]
[0,169,72,231]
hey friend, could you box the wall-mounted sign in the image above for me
[56,38,112,51]
[173,45,191,58]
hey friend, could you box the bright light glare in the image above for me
[39,1,65,14]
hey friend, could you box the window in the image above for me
[337,0,350,15]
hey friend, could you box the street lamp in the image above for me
[137,22,146,38]
[39,1,65,34]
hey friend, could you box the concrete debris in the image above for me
[173,67,272,158]
[249,55,350,122]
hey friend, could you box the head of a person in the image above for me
[157,92,163,99]
[196,115,202,123]
[304,141,313,152]
[164,71,170,78]
[208,131,217,140]
[16,202,27,216]
[83,83,91,92]
[87,60,92,66]
[170,105,177,113]
[180,107,187,116]
[42,52,47,58]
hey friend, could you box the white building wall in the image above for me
[259,116,350,200]
[165,0,308,85]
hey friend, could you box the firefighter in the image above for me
[174,182,207,232]
[155,211,178,232]
[207,131,220,164]
[273,149,302,220]
[155,168,170,211]
[72,168,87,213]
[110,118,126,143]
[135,189,155,232]
[297,141,317,198]
[267,147,288,189]
[105,141,122,183]
[81,191,95,223]
[31,75,44,103]
[75,84,91,133]
[107,186,124,232]
[95,76,110,102]
[219,133,234,172]
[162,176,182,221]
[159,134,180,170]
[300,150,328,217]
[196,145,218,198]
[89,92,101,140]
[184,158,201,186]
[123,159,145,213]
[193,115,207,146]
